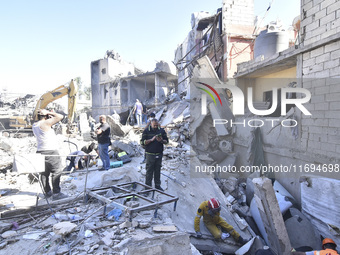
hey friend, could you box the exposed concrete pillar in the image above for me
[127,79,131,104]
[154,73,160,106]
[252,177,292,255]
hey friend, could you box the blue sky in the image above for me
[0,0,299,95]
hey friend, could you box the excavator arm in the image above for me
[33,80,78,123]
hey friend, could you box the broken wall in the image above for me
[129,79,155,106]
[155,74,169,105]
[91,57,135,119]
[232,0,340,201]
[222,0,255,80]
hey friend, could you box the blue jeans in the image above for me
[135,113,142,126]
[142,114,148,124]
[98,143,110,170]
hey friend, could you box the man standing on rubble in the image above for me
[194,198,248,245]
[292,238,339,255]
[133,99,143,126]
[32,109,67,200]
[96,115,111,170]
[140,118,168,191]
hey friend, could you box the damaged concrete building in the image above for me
[175,0,340,251]
[91,50,177,120]
[1,0,340,254]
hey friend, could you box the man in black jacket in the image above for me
[140,119,168,191]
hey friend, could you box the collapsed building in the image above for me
[90,50,178,121]
[0,0,339,254]
[172,0,340,252]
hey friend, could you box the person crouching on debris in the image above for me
[140,118,168,191]
[194,198,248,245]
[32,109,68,200]
[65,150,88,172]
[292,238,339,255]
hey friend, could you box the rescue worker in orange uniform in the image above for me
[194,198,248,245]
[292,238,338,255]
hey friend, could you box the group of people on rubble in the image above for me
[31,106,339,255]
[32,101,168,200]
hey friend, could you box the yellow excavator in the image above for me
[8,80,78,135]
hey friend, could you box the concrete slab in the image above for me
[252,177,292,255]
[285,208,321,250]
[301,177,340,246]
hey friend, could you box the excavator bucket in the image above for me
[67,79,78,124]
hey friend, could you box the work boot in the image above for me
[238,236,249,245]
[52,192,68,201]
[155,186,164,192]
[43,191,53,199]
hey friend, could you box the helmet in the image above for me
[208,198,221,212]
[322,238,336,247]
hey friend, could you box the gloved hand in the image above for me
[238,236,249,245]
[221,232,230,240]
[196,231,202,238]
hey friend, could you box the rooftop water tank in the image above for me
[254,22,289,59]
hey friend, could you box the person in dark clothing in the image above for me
[140,112,155,164]
[140,119,168,191]
[65,150,88,172]
[142,103,147,124]
[96,115,111,170]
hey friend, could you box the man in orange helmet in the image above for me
[292,238,338,255]
[194,198,248,245]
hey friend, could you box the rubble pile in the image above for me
[0,88,336,255]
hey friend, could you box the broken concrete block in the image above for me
[106,115,125,137]
[139,221,151,229]
[131,220,139,228]
[56,245,69,255]
[0,222,12,234]
[0,241,7,250]
[1,230,17,239]
[88,244,99,253]
[232,213,248,230]
[252,177,292,254]
[119,221,132,229]
[152,225,178,232]
[285,208,321,250]
[113,237,132,251]
[126,201,140,208]
[111,140,135,156]
[53,221,77,236]
[197,154,214,162]
[169,131,180,141]
[101,231,115,246]
[226,194,236,204]
[301,177,340,245]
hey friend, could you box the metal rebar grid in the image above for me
[85,181,179,221]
